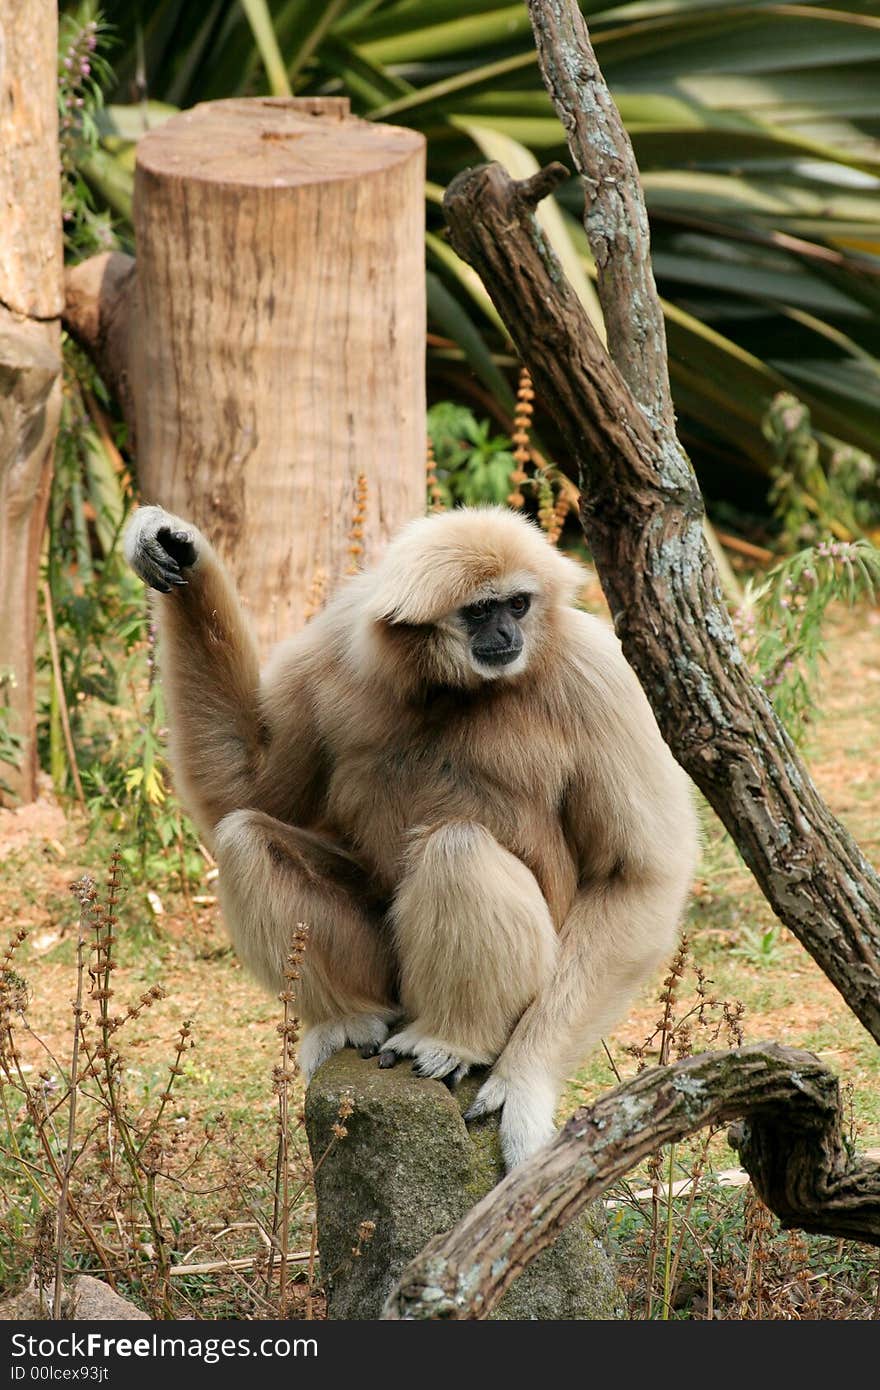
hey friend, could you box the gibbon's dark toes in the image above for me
[377,1049,399,1069]
[358,1043,380,1059]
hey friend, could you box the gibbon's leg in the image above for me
[379,822,558,1084]
[124,505,265,839]
[213,809,400,1082]
[466,873,686,1169]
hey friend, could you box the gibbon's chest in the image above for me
[317,684,576,906]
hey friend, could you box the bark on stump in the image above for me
[305,1050,622,1320]
[127,96,426,652]
[0,0,63,802]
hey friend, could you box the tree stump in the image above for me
[305,1051,622,1320]
[0,0,63,802]
[128,96,426,652]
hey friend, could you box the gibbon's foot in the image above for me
[125,507,198,593]
[465,1071,557,1170]
[297,1014,390,1085]
[377,1028,470,1086]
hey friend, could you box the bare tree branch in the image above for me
[442,162,880,1047]
[527,0,675,434]
[384,1044,880,1319]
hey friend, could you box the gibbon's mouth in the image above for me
[473,647,521,667]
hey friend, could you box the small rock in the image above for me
[70,1276,149,1320]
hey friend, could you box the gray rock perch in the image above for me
[304,1050,622,1319]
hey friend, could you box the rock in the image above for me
[0,1274,148,1321]
[305,1049,622,1320]
[70,1276,149,1320]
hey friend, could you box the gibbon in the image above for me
[124,503,698,1169]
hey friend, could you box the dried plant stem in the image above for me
[89,856,171,1310]
[507,365,533,507]
[667,1129,713,1301]
[41,581,85,808]
[661,1143,676,1320]
[268,925,306,1311]
[135,1021,192,1160]
[53,897,88,1318]
[426,436,444,512]
[345,474,368,576]
[306,1217,317,1320]
[169,1250,311,1278]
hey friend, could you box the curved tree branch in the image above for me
[383,1044,880,1319]
[442,159,880,1046]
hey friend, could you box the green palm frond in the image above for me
[73,0,880,498]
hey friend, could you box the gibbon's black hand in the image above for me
[133,523,197,593]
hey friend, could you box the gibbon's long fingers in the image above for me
[141,537,187,592]
[412,1050,469,1082]
[377,1027,469,1083]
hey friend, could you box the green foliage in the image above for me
[0,672,23,799]
[763,391,880,547]
[735,535,880,737]
[58,4,117,260]
[63,0,880,488]
[427,402,516,506]
[730,924,784,970]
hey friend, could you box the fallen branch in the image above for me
[384,1044,880,1319]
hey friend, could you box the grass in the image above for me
[1,606,879,1318]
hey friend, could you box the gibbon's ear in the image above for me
[368,507,588,627]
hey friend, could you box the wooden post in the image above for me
[128,96,426,651]
[0,0,63,802]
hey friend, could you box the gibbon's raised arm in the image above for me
[124,506,272,841]
[466,613,698,1168]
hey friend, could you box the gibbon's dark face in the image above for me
[460,592,532,677]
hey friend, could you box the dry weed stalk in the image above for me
[426,435,445,512]
[615,936,746,1320]
[268,923,308,1313]
[346,473,368,575]
[303,567,328,623]
[507,366,533,508]
[53,881,89,1318]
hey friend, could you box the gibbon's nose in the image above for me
[473,614,523,665]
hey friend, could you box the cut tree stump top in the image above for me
[136,97,424,190]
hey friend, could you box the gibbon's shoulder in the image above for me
[557,605,630,681]
[552,605,665,738]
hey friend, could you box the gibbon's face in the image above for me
[455,587,535,681]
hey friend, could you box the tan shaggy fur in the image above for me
[125,504,699,1168]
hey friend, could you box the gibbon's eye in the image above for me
[463,599,492,622]
[509,593,531,618]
